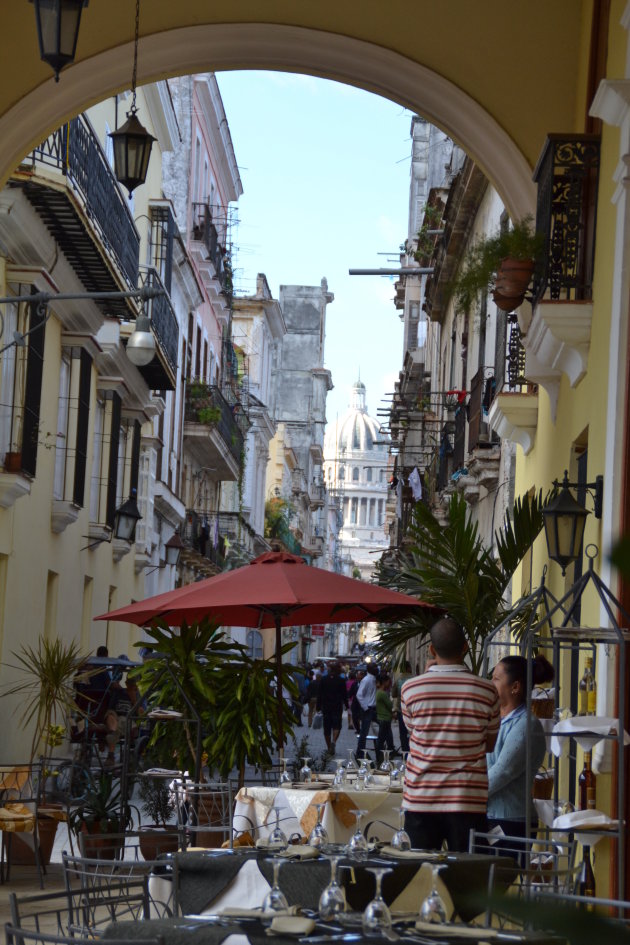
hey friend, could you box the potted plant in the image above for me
[137,772,178,860]
[69,772,131,858]
[1,637,87,865]
[449,216,544,315]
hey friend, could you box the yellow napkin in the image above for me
[269,916,316,936]
[380,846,441,859]
[414,921,499,939]
[219,906,301,918]
[278,844,320,859]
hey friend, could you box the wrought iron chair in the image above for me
[0,763,45,888]
[5,926,162,945]
[8,890,75,937]
[174,781,233,851]
[62,851,173,927]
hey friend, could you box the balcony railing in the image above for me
[26,116,140,292]
[533,134,600,305]
[191,202,232,298]
[309,479,326,508]
[184,382,243,466]
[142,268,178,375]
[183,509,261,569]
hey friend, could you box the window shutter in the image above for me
[73,349,92,506]
[21,299,47,477]
[106,392,121,528]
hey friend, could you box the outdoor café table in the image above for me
[234,780,402,844]
[150,849,518,922]
[103,917,565,945]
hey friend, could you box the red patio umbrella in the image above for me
[96,550,435,748]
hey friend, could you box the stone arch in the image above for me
[0,24,535,218]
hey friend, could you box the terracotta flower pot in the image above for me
[494,257,535,297]
[492,289,524,312]
[138,825,179,860]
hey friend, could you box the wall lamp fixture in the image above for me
[81,488,142,551]
[542,470,604,575]
[145,528,184,573]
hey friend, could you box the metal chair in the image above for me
[8,891,75,937]
[174,781,233,851]
[5,926,162,945]
[0,763,45,888]
[62,851,173,926]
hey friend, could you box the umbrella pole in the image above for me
[275,614,284,760]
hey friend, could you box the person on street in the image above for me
[356,663,378,760]
[306,669,320,727]
[316,661,349,752]
[391,660,413,753]
[375,673,395,762]
[401,617,500,852]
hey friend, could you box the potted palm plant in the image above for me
[69,772,131,858]
[137,770,178,859]
[450,216,544,315]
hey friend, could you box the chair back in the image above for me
[5,926,161,945]
[8,890,74,937]
[174,781,233,851]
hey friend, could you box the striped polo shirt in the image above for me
[401,664,500,813]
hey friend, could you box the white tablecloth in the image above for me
[233,781,402,844]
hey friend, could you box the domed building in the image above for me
[324,380,390,581]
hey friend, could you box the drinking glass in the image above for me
[262,858,289,914]
[346,808,369,860]
[308,802,329,848]
[318,855,346,919]
[299,756,312,783]
[389,763,402,790]
[379,749,393,773]
[346,748,358,775]
[363,760,375,789]
[419,864,447,924]
[279,758,291,786]
[333,757,346,787]
[268,805,288,852]
[390,808,411,851]
[362,867,393,932]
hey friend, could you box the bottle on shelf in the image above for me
[578,657,596,716]
[578,845,596,901]
[578,751,596,811]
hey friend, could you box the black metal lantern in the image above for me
[542,471,589,575]
[164,529,184,567]
[114,489,142,543]
[109,0,155,197]
[30,0,87,81]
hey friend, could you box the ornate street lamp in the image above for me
[30,0,88,82]
[164,529,184,567]
[114,489,142,543]
[109,0,155,197]
[542,470,603,575]
[125,311,155,366]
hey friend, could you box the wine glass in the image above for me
[279,758,291,786]
[362,867,393,932]
[262,858,289,914]
[379,749,393,773]
[268,806,288,852]
[389,763,402,790]
[333,757,346,787]
[390,808,411,851]
[399,751,409,777]
[346,748,358,775]
[300,756,312,783]
[308,802,329,848]
[318,856,346,918]
[419,864,447,924]
[346,808,369,860]
[363,760,375,789]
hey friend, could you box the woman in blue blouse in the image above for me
[487,654,554,840]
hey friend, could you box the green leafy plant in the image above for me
[137,775,175,827]
[449,216,544,315]
[414,204,443,263]
[197,405,221,426]
[375,490,547,672]
[69,772,130,836]
[2,637,86,763]
[132,618,298,786]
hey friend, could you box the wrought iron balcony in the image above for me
[533,134,600,305]
[182,509,262,571]
[183,382,244,479]
[191,202,233,299]
[309,479,326,509]
[20,115,140,316]
[136,267,178,391]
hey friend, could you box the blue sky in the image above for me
[217,71,413,430]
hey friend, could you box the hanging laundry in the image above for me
[408,467,423,501]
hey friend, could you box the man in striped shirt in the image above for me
[401,618,500,852]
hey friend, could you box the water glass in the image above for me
[318,856,346,918]
[279,758,291,786]
[308,802,329,848]
[379,749,393,773]
[390,807,411,851]
[267,805,288,852]
[346,808,369,860]
[262,858,289,914]
[299,756,312,783]
[332,757,346,787]
[362,867,393,932]
[419,864,447,924]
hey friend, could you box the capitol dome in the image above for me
[325,379,388,456]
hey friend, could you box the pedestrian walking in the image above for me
[356,663,378,760]
[316,661,348,752]
[375,673,395,763]
[306,669,320,727]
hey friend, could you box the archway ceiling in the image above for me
[1,1,584,207]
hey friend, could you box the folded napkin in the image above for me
[219,906,301,918]
[268,916,316,936]
[380,846,440,859]
[277,844,320,860]
[415,920,499,939]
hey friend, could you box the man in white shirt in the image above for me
[356,663,378,759]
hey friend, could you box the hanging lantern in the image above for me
[109,0,155,196]
[30,0,87,81]
[125,311,156,366]
[114,489,142,543]
[164,529,184,567]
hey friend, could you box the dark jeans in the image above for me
[404,810,488,853]
[398,714,410,753]
[376,720,394,760]
[356,705,375,759]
